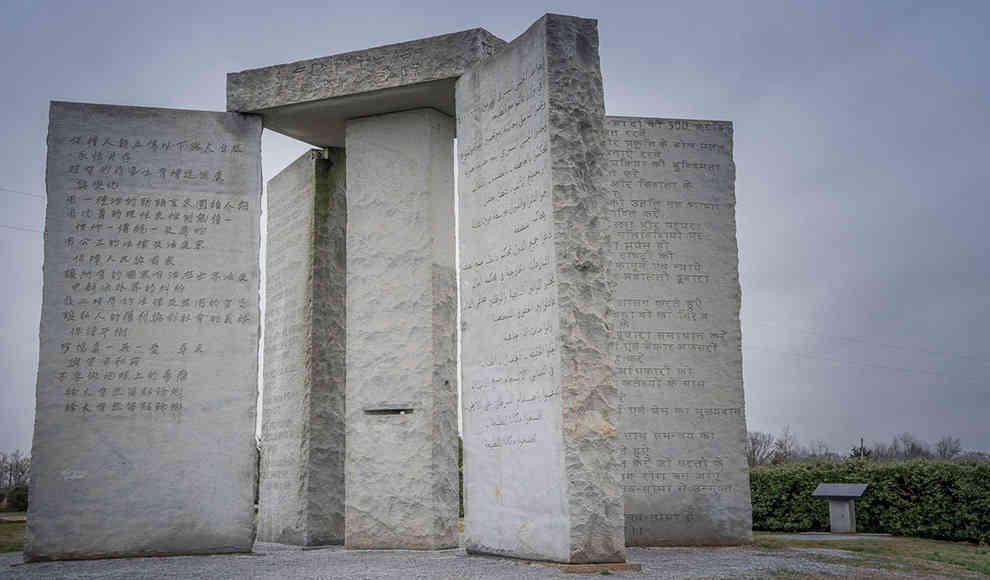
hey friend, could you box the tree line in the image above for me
[0,450,30,488]
[0,449,31,511]
[746,428,985,467]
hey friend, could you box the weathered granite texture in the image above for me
[227,29,505,147]
[344,109,458,549]
[604,116,752,545]
[259,148,346,546]
[27,102,262,561]
[456,14,625,564]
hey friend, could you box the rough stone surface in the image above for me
[27,102,262,561]
[604,116,752,545]
[344,108,458,549]
[226,29,505,147]
[456,14,624,564]
[259,149,346,546]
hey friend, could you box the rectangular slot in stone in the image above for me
[363,407,415,415]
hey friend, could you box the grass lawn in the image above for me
[754,531,990,578]
[0,521,25,553]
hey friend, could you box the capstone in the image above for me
[227,28,505,147]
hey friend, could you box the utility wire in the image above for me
[0,187,45,200]
[746,319,990,367]
[0,223,42,234]
[743,344,986,385]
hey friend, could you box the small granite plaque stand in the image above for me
[812,483,868,533]
[259,148,346,546]
[457,14,625,564]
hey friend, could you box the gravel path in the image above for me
[0,542,939,579]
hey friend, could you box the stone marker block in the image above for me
[457,14,625,564]
[227,28,505,147]
[344,108,458,549]
[603,116,752,545]
[259,149,346,546]
[828,499,856,533]
[27,102,262,561]
[812,482,866,534]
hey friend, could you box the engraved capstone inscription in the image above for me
[457,14,624,564]
[27,102,262,561]
[605,116,752,545]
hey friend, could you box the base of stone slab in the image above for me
[22,547,255,563]
[300,542,344,551]
[768,533,893,542]
[526,560,642,574]
[626,539,752,547]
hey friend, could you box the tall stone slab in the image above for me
[457,14,625,564]
[604,116,752,545]
[27,102,262,561]
[259,149,346,545]
[344,108,458,549]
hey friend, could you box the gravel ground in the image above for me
[0,542,933,579]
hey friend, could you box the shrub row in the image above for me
[2,485,28,512]
[750,460,990,543]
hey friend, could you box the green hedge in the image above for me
[751,460,990,543]
[6,485,28,512]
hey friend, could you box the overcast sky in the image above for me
[1,0,987,456]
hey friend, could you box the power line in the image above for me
[0,187,45,200]
[746,319,990,367]
[0,223,42,234]
[743,344,986,385]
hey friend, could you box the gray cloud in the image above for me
[1,0,987,455]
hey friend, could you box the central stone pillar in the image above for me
[344,108,458,549]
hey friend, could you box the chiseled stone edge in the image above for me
[259,150,318,546]
[307,148,347,545]
[544,15,626,563]
[227,28,506,112]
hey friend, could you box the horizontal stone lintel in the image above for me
[226,28,505,147]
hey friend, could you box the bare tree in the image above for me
[14,455,30,486]
[935,436,962,459]
[746,431,775,467]
[0,451,31,488]
[771,425,799,464]
[807,439,834,459]
[896,432,931,459]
